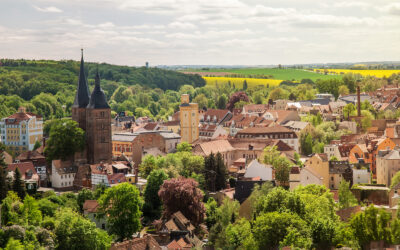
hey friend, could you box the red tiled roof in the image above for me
[243,104,269,113]
[107,173,126,185]
[202,109,230,123]
[4,112,38,125]
[83,200,99,213]
[7,162,38,180]
[167,240,182,250]
[111,235,161,250]
[143,122,158,131]
[16,150,45,161]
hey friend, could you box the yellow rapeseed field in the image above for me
[313,69,400,78]
[203,76,282,88]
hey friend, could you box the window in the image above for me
[331,177,334,181]
[101,112,105,117]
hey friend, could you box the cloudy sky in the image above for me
[1,0,400,66]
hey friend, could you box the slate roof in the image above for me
[73,51,90,108]
[112,133,137,142]
[87,71,110,109]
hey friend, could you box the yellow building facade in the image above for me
[180,94,199,143]
[0,107,43,154]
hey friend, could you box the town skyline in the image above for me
[1,0,400,66]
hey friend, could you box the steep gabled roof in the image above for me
[87,71,110,109]
[73,50,90,108]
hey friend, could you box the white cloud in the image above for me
[380,3,400,15]
[33,6,63,13]
[168,21,197,29]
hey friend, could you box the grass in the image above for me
[186,68,342,81]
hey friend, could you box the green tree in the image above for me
[44,119,85,162]
[262,146,292,185]
[338,85,349,96]
[217,94,227,109]
[205,197,218,229]
[300,133,313,155]
[253,211,312,250]
[21,195,42,226]
[0,149,8,202]
[225,218,257,249]
[391,171,400,188]
[242,80,248,90]
[193,94,208,109]
[338,180,358,209]
[12,168,25,199]
[176,142,192,152]
[54,208,112,250]
[143,169,168,220]
[98,183,143,242]
[343,103,356,120]
[33,141,41,151]
[76,188,94,212]
[4,237,24,250]
[350,205,392,246]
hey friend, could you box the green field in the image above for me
[187,68,342,82]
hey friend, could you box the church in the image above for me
[72,49,112,164]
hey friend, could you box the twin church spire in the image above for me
[72,49,109,109]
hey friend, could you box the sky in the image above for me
[0,0,400,66]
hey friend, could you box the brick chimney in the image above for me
[357,86,361,117]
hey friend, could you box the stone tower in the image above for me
[72,49,90,131]
[72,50,112,164]
[180,94,199,143]
[85,70,112,164]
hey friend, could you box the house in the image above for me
[162,120,180,134]
[376,148,400,187]
[262,110,301,125]
[243,160,273,181]
[180,94,199,143]
[300,167,324,186]
[329,101,346,115]
[113,130,180,167]
[50,160,77,190]
[339,93,375,104]
[16,150,47,183]
[0,107,43,154]
[272,99,289,110]
[353,168,370,185]
[108,173,126,186]
[303,154,329,188]
[282,121,314,136]
[7,162,40,191]
[242,104,270,116]
[90,163,111,187]
[83,200,107,231]
[235,125,299,152]
[193,139,235,166]
[324,143,354,161]
[349,138,396,179]
[200,109,232,126]
[289,166,300,190]
[0,150,12,165]
[198,124,228,140]
[159,211,202,249]
[111,235,161,250]
[338,121,357,134]
[329,161,353,190]
[389,182,400,208]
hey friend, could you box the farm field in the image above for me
[313,69,400,78]
[183,68,341,81]
[204,76,282,89]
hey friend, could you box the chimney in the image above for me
[357,86,361,117]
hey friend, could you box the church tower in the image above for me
[85,70,112,164]
[72,49,90,131]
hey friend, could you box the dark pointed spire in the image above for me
[87,67,110,109]
[73,49,90,108]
